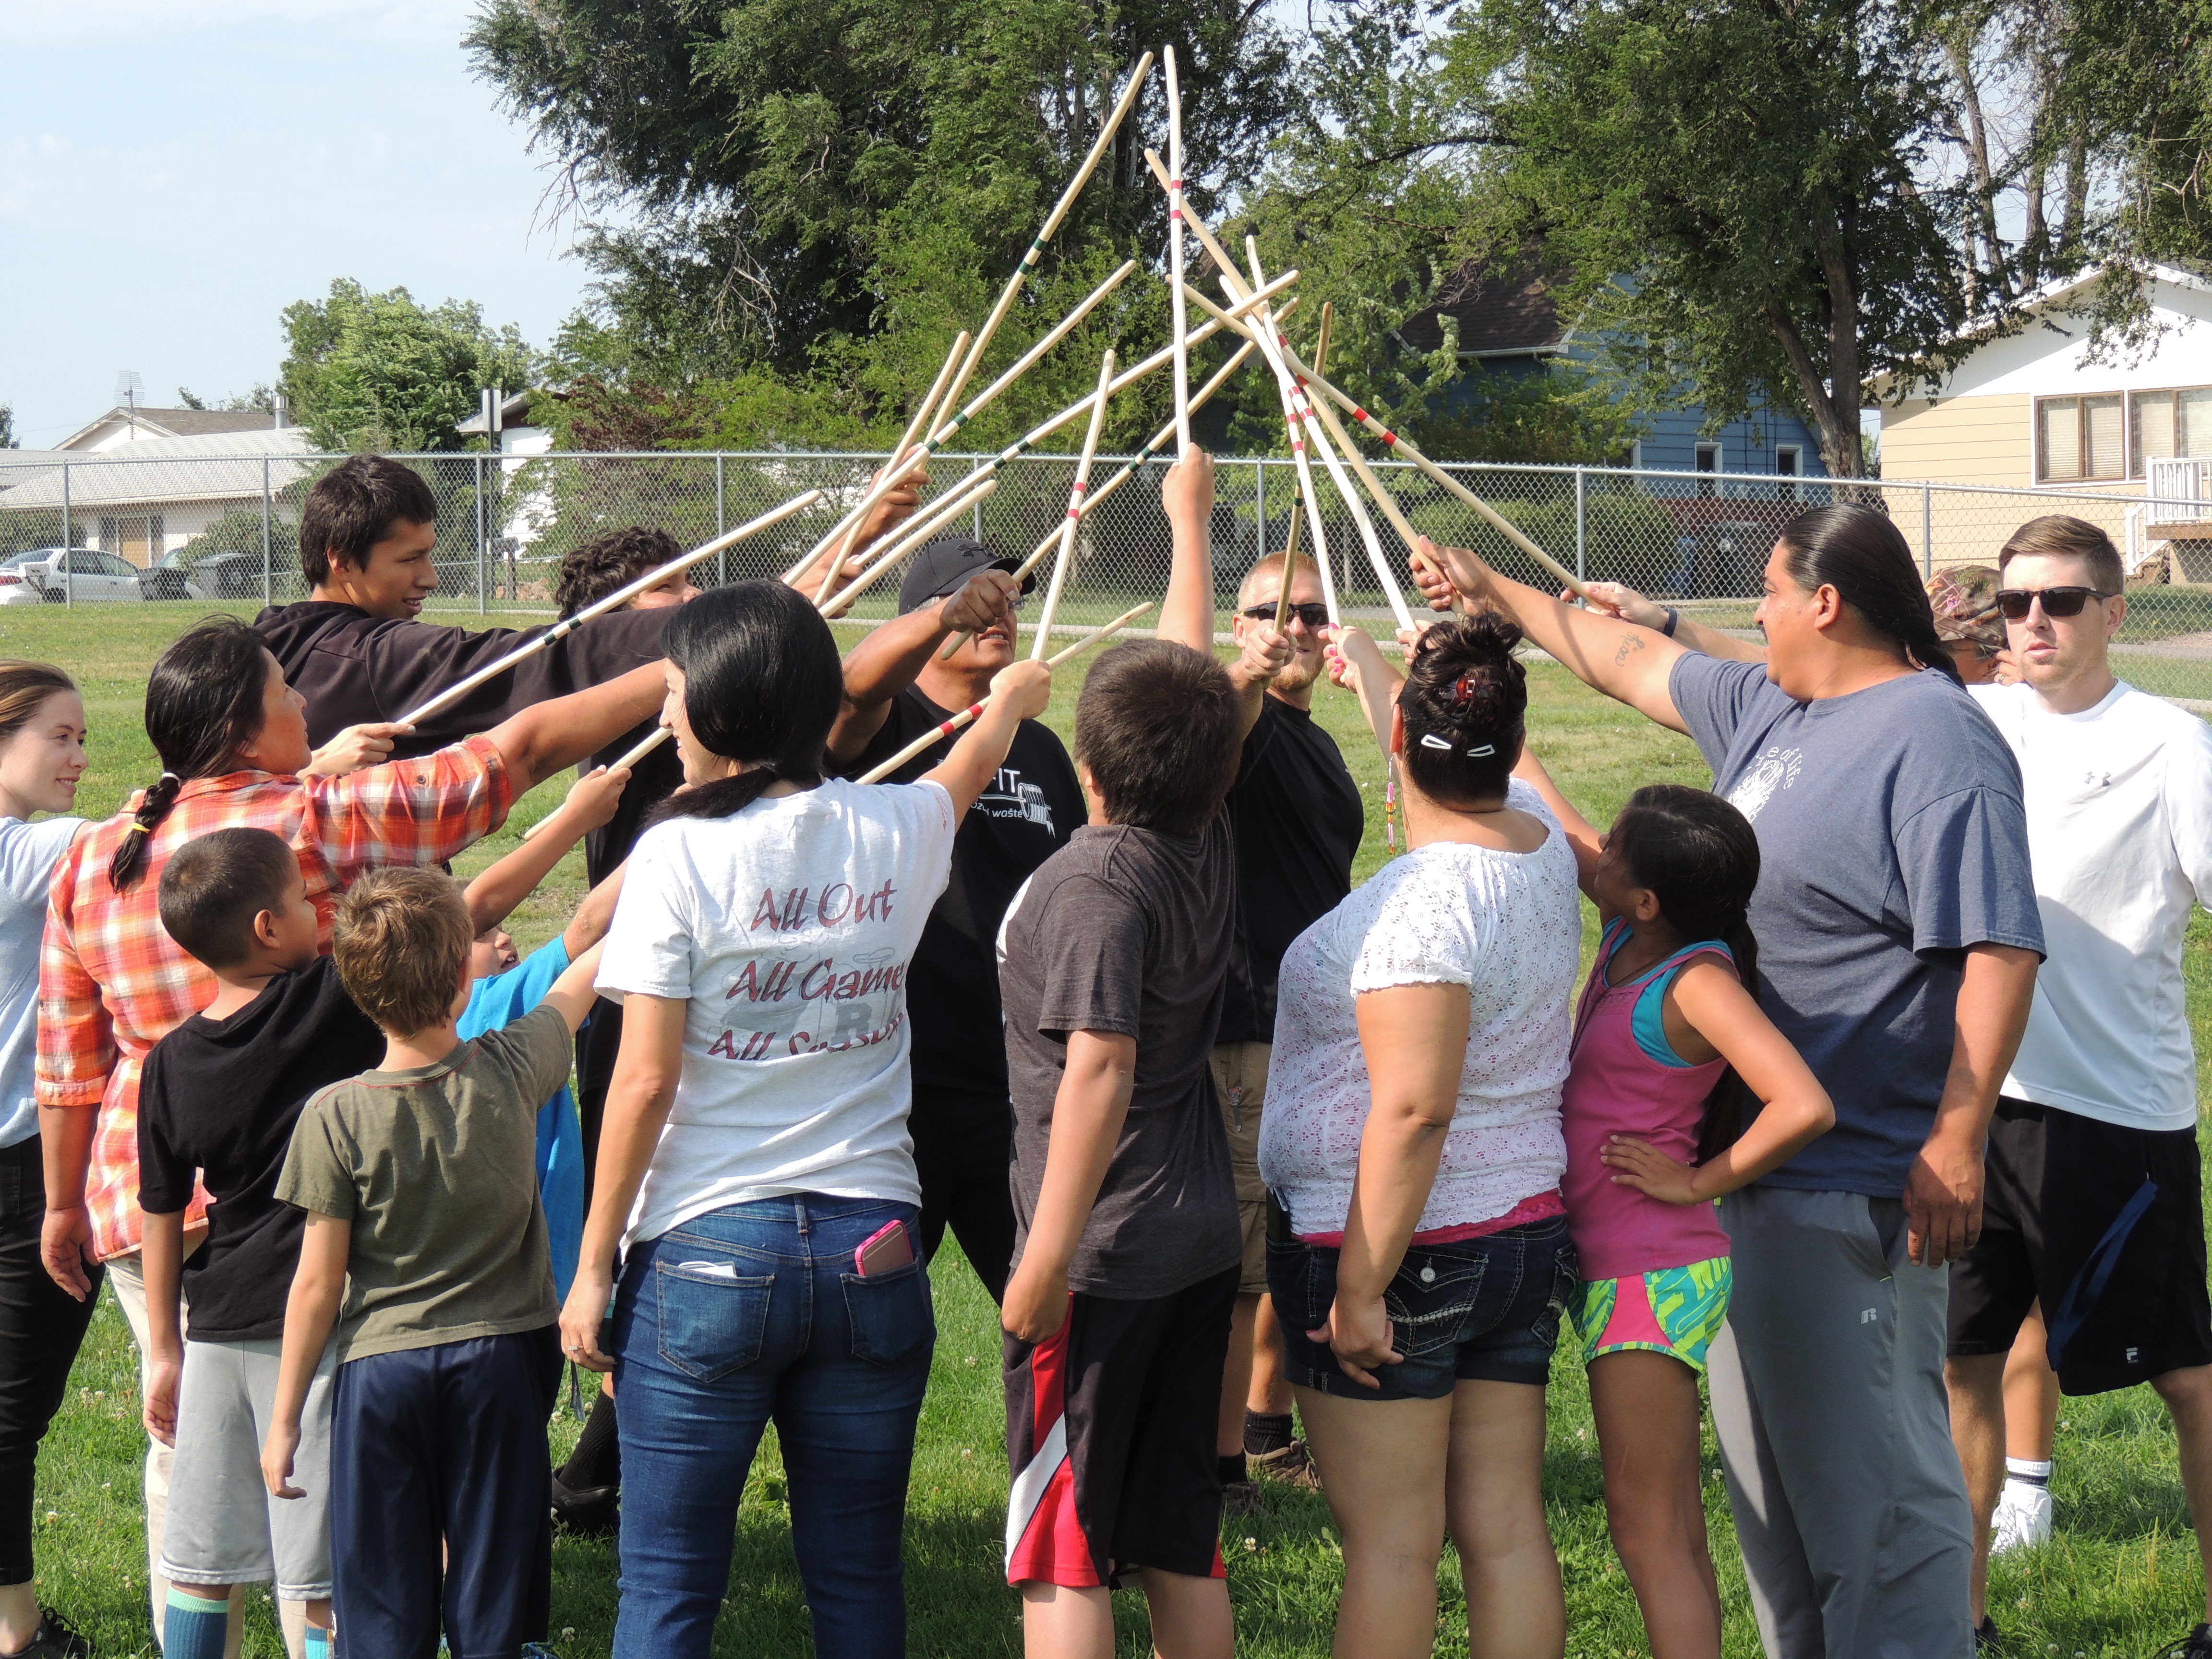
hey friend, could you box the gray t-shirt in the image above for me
[1670,655,2044,1196]
[276,1004,570,1361]
[0,816,81,1148]
[997,819,1242,1299]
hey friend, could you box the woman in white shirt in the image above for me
[558,580,1048,1658]
[1259,614,1583,1659]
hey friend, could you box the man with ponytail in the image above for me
[1417,504,2044,1659]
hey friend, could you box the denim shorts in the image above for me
[1265,1215,1577,1400]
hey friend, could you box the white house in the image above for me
[55,405,282,454]
[1881,264,2212,572]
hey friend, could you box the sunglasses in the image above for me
[1995,586,2116,621]
[1241,602,1331,629]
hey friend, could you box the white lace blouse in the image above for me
[1256,779,1582,1238]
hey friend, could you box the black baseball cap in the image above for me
[896,537,1035,615]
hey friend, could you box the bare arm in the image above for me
[1000,1030,1138,1343]
[1321,625,1403,760]
[463,765,630,936]
[917,661,1053,822]
[36,1101,97,1299]
[139,1208,186,1446]
[826,572,1019,764]
[1322,983,1471,1389]
[1905,942,2039,1267]
[1511,746,1604,894]
[483,661,667,796]
[536,941,606,1034]
[562,862,626,960]
[1571,581,1766,665]
[561,993,686,1370]
[262,1212,349,1498]
[1413,538,1693,734]
[1157,448,1217,658]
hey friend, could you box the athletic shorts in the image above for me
[1948,1096,2212,1395]
[1210,1043,1270,1295]
[1266,1215,1576,1400]
[1003,1265,1238,1587]
[160,1334,338,1602]
[1568,1257,1732,1375]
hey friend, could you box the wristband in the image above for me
[1661,607,1680,639]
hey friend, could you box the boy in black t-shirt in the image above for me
[997,451,1287,1659]
[137,830,385,1659]
[828,537,1083,1301]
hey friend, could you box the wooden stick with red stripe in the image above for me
[854,601,1153,784]
[1166,46,1191,461]
[1030,348,1117,660]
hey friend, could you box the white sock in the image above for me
[2005,1456,2054,1489]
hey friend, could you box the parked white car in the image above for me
[0,549,206,605]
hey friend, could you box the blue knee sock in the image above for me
[162,1589,230,1659]
[304,1625,330,1659]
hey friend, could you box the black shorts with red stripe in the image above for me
[1002,1265,1239,1588]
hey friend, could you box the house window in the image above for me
[2036,395,2125,482]
[2130,387,2212,478]
[1695,442,1721,498]
[1774,445,1801,476]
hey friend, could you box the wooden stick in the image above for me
[932,53,1154,433]
[812,331,970,604]
[854,601,1154,784]
[1030,349,1117,660]
[782,258,1138,582]
[1165,46,1190,461]
[399,488,825,729]
[519,724,671,842]
[818,476,1001,615]
[1276,301,1333,634]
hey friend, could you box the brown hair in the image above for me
[554,525,684,619]
[299,456,437,587]
[1397,613,1527,805]
[158,827,298,970]
[1997,515,2125,595]
[0,662,76,748]
[1072,640,1242,836]
[333,866,473,1036]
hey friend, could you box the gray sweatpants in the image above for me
[1708,1187,1972,1659]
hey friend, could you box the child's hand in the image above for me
[304,722,413,779]
[1234,621,1293,688]
[262,1421,304,1500]
[1600,1134,1705,1205]
[1001,1259,1070,1345]
[1162,446,1215,529]
[562,764,632,833]
[988,660,1052,723]
[143,1353,180,1447]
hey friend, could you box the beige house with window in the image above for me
[1880,264,2212,574]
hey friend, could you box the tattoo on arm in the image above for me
[1612,633,1646,666]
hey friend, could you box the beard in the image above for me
[1272,646,1324,694]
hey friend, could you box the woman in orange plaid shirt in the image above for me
[32,614,663,1653]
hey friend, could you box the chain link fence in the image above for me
[7,447,2212,705]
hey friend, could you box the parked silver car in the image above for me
[0,548,207,605]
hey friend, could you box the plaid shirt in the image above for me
[37,736,511,1261]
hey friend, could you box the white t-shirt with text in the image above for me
[595,779,957,1247]
[1971,680,2212,1131]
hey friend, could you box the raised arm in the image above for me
[1413,538,1692,735]
[1323,625,1405,760]
[1571,581,1766,665]
[1157,448,1217,659]
[482,662,666,796]
[1512,746,1604,894]
[562,862,627,960]
[826,571,1019,764]
[463,766,629,936]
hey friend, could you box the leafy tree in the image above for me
[0,404,14,449]
[176,385,278,414]
[278,280,538,453]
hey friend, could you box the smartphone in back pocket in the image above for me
[855,1219,914,1277]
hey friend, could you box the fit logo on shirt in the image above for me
[1728,745,1803,824]
[978,767,1056,832]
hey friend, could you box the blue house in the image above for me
[1398,264,1831,481]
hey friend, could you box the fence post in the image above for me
[972,457,985,541]
[1574,467,1587,584]
[475,455,487,616]
[261,458,273,606]
[1921,484,1933,576]
[60,464,71,606]
[715,455,727,587]
[1254,458,1266,562]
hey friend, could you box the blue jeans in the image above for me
[608,1195,934,1657]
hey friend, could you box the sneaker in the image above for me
[2,1610,92,1659]
[551,1468,620,1538]
[2152,1624,2212,1659]
[1248,1438,1323,1492]
[1973,1615,2001,1654]
[1220,1479,1264,1517]
[1989,1480,2053,1555]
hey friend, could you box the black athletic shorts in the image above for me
[1002,1264,1238,1588]
[1948,1096,2212,1395]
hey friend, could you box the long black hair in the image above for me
[648,580,844,825]
[111,617,273,892]
[1397,612,1527,806]
[1777,504,1962,685]
[1608,783,1762,1160]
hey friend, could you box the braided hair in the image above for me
[1777,504,1963,685]
[110,617,273,892]
[647,581,843,826]
[1397,612,1527,806]
[1608,783,1763,1159]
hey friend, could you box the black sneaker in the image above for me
[551,1468,620,1538]
[2,1610,92,1659]
[2154,1624,2212,1659]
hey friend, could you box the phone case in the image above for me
[854,1219,914,1277]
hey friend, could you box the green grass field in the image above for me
[8,601,2212,1657]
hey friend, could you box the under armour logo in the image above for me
[1861,1309,1878,1324]
[2086,771,2112,788]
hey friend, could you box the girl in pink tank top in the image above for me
[1515,776,1833,1659]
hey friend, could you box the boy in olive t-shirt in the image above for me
[261,868,603,1659]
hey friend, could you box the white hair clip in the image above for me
[1419,732,1453,750]
[1467,743,1495,757]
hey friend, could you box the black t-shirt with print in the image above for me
[844,686,1086,1102]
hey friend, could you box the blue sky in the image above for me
[0,0,598,447]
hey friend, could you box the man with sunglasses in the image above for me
[1946,515,2212,1655]
[825,539,1086,1302]
[1163,552,1363,1510]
